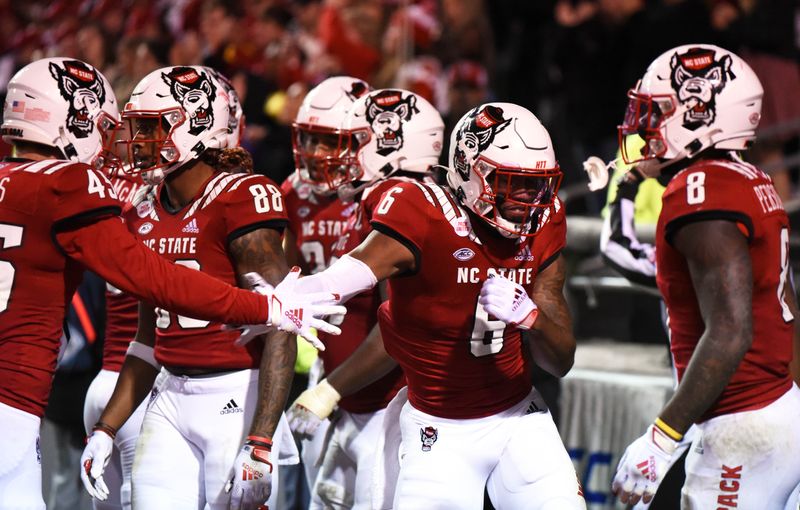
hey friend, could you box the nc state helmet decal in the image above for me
[365,90,419,156]
[453,105,511,181]
[161,67,217,135]
[49,60,107,139]
[669,47,735,130]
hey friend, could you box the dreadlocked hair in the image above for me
[201,147,254,174]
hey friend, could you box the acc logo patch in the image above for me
[138,222,154,235]
[297,206,311,219]
[453,248,475,261]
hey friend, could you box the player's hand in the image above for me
[478,275,538,329]
[612,423,680,506]
[226,436,273,510]
[80,429,114,501]
[243,267,348,350]
[287,378,341,439]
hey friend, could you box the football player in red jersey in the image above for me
[610,45,800,509]
[77,66,344,510]
[0,58,341,510]
[80,71,252,510]
[285,86,443,508]
[292,102,586,509]
[281,75,372,503]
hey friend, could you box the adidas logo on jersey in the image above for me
[182,218,200,233]
[220,398,243,415]
[514,245,534,262]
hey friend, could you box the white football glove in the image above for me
[612,422,681,506]
[478,275,538,329]
[242,267,348,351]
[226,436,273,510]
[80,429,114,501]
[287,378,341,439]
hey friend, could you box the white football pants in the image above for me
[130,368,298,510]
[682,384,800,510]
[393,387,586,510]
[301,358,329,496]
[309,409,386,509]
[0,402,44,510]
[83,369,147,510]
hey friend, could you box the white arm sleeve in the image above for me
[126,341,161,369]
[294,255,378,303]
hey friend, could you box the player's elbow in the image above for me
[543,341,576,378]
[552,346,576,377]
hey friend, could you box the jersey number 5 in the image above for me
[0,223,23,314]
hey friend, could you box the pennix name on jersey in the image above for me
[457,267,534,285]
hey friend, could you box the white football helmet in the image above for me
[291,76,371,196]
[619,44,763,170]
[119,66,231,184]
[336,88,444,201]
[1,57,119,168]
[203,67,244,147]
[446,103,562,238]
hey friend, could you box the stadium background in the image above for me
[1,0,798,508]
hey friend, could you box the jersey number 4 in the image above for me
[0,223,23,314]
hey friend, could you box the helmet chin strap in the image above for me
[636,127,722,177]
[336,162,398,203]
[56,127,79,161]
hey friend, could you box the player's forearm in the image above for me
[327,325,398,397]
[527,312,576,377]
[659,329,750,434]
[529,256,576,377]
[59,217,269,324]
[281,228,308,274]
[98,355,159,431]
[249,331,297,437]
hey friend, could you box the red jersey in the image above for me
[371,181,567,419]
[0,159,122,417]
[283,175,405,413]
[124,172,287,370]
[656,159,793,421]
[281,174,356,274]
[322,179,408,414]
[103,174,145,372]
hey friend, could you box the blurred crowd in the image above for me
[1,0,798,204]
